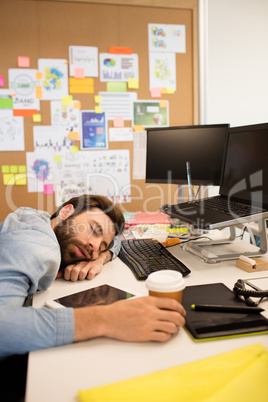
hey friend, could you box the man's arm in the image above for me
[73,296,186,343]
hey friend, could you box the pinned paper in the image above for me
[128,78,139,89]
[95,106,102,114]
[0,76,4,87]
[71,145,79,153]
[133,125,144,131]
[35,86,43,99]
[74,68,85,79]
[68,131,80,140]
[159,101,167,108]
[150,87,162,98]
[107,82,127,92]
[0,97,13,109]
[69,77,94,94]
[62,95,73,106]
[36,71,43,79]
[13,109,38,117]
[18,56,30,68]
[33,114,42,122]
[44,184,54,195]
[18,165,26,173]
[161,88,168,94]
[113,117,124,128]
[94,95,102,103]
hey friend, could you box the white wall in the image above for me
[199,0,268,127]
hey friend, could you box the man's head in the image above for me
[51,195,125,270]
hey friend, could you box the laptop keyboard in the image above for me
[191,196,265,217]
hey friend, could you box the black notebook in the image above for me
[182,283,268,340]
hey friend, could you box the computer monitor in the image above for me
[145,124,229,185]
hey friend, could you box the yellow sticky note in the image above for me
[35,86,43,99]
[1,165,9,173]
[71,146,78,153]
[68,131,80,140]
[74,101,81,109]
[36,71,43,79]
[94,95,102,103]
[33,114,41,122]
[10,165,18,173]
[95,106,102,114]
[54,155,62,162]
[159,101,167,108]
[69,85,94,94]
[161,88,168,94]
[133,125,144,132]
[128,78,139,89]
[167,87,174,94]
[62,95,73,106]
[18,165,26,173]
[3,174,15,185]
[15,173,27,185]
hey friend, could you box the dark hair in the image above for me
[50,195,125,235]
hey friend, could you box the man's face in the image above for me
[54,207,116,269]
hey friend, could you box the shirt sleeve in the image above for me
[109,234,121,260]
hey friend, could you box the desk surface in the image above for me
[26,237,268,402]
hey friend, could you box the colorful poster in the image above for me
[38,59,68,100]
[149,52,176,90]
[8,69,40,110]
[148,23,186,53]
[69,46,98,77]
[99,53,139,82]
[80,110,107,149]
[133,100,169,127]
[0,109,24,151]
[26,151,54,192]
[50,100,80,137]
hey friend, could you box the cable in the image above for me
[233,279,268,306]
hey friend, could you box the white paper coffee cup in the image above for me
[146,270,185,303]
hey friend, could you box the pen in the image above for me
[191,304,264,314]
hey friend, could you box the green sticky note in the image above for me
[107,82,127,92]
[2,165,10,173]
[54,155,62,162]
[10,165,18,173]
[0,97,13,109]
[18,165,26,173]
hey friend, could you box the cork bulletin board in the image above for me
[0,0,198,220]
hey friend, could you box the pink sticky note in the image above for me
[74,68,85,78]
[0,76,4,87]
[150,87,162,98]
[113,117,124,128]
[43,184,54,195]
[18,56,30,68]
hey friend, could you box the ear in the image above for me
[58,204,75,221]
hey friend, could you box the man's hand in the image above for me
[56,250,112,281]
[73,296,186,343]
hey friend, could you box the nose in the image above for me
[87,235,102,253]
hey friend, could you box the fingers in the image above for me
[149,296,186,317]
[63,261,103,281]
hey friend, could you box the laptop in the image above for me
[161,123,268,229]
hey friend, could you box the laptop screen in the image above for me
[220,123,268,208]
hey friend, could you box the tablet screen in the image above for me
[54,284,135,308]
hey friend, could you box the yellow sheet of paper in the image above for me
[95,106,102,114]
[15,173,27,185]
[18,165,26,173]
[133,125,144,132]
[128,78,139,89]
[10,165,18,173]
[62,95,73,106]
[54,155,61,162]
[94,95,102,103]
[69,85,94,94]
[33,114,41,122]
[1,165,10,173]
[68,131,80,140]
[35,86,43,99]
[71,146,78,153]
[78,344,268,402]
[3,174,15,185]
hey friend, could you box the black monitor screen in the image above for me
[220,123,268,207]
[146,124,229,185]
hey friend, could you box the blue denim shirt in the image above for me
[0,207,121,358]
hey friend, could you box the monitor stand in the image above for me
[182,218,268,263]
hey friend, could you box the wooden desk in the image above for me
[26,238,268,402]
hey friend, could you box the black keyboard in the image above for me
[118,238,191,280]
[191,196,265,217]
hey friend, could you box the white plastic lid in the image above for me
[145,270,185,293]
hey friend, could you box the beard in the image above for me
[54,217,95,271]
